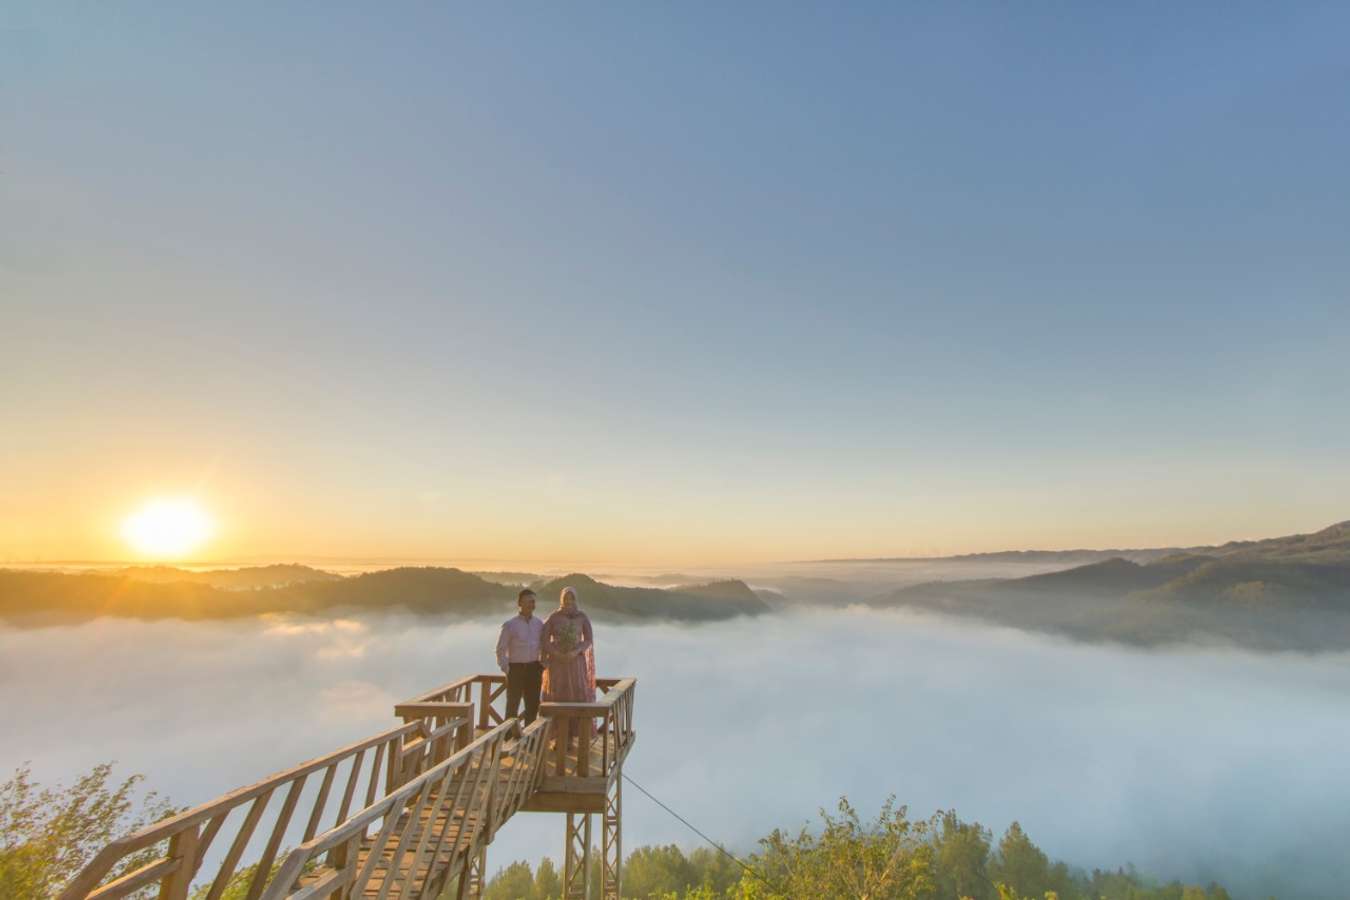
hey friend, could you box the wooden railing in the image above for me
[60,673,634,899]
[260,721,520,900]
[488,718,550,834]
[58,717,468,900]
[540,678,637,780]
[398,674,509,732]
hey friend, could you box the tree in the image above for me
[0,763,177,898]
[931,810,993,900]
[189,861,287,900]
[623,844,699,897]
[989,822,1050,899]
[484,859,536,900]
[534,856,561,898]
[686,846,743,895]
[752,797,937,899]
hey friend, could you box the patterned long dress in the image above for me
[541,608,596,703]
[542,609,596,750]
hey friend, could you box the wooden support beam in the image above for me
[464,844,487,900]
[602,773,622,900]
[562,813,591,900]
[156,826,198,900]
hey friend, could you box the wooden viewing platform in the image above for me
[60,674,636,900]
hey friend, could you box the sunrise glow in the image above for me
[120,498,214,559]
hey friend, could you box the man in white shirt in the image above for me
[496,588,546,723]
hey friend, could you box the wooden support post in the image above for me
[563,812,592,900]
[602,771,622,900]
[157,825,199,900]
[325,836,355,900]
[464,843,487,899]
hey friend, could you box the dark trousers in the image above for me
[505,662,543,724]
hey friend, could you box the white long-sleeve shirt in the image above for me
[496,614,545,672]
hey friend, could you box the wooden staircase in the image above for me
[60,674,636,900]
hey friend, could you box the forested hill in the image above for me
[0,566,770,626]
[105,563,342,589]
[880,520,1350,650]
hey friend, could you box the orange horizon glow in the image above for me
[0,480,1340,571]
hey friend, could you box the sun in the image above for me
[121,498,214,559]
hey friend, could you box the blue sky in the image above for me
[3,3,1349,562]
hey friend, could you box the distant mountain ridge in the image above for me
[815,520,1350,566]
[879,520,1350,650]
[5,520,1347,648]
[107,563,341,590]
[0,565,770,626]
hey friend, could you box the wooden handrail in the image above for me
[60,716,468,900]
[537,679,636,780]
[63,673,635,900]
[260,721,519,900]
[403,674,482,704]
[538,678,636,717]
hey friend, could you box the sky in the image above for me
[3,3,1349,565]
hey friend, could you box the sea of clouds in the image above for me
[2,608,1348,898]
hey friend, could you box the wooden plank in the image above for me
[303,764,338,843]
[334,749,364,827]
[84,857,179,900]
[365,741,386,808]
[537,776,608,794]
[206,791,272,900]
[281,868,343,900]
[374,777,435,900]
[520,792,606,814]
[246,775,307,900]
[159,826,199,900]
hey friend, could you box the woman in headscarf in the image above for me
[541,586,597,706]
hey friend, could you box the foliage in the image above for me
[0,763,1245,900]
[483,854,572,900]
[752,797,936,899]
[0,762,178,898]
[188,860,291,900]
[483,796,1238,900]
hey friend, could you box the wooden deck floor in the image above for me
[297,796,484,898]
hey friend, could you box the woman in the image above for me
[541,586,597,743]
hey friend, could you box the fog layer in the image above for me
[2,610,1346,898]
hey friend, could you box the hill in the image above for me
[0,567,768,627]
[108,563,341,590]
[528,574,770,620]
[1203,519,1350,564]
[816,519,1350,567]
[878,522,1350,650]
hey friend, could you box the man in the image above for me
[496,588,545,723]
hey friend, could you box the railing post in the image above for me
[457,714,473,751]
[554,717,568,776]
[157,825,199,900]
[325,836,356,900]
[577,713,590,778]
[601,710,612,774]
